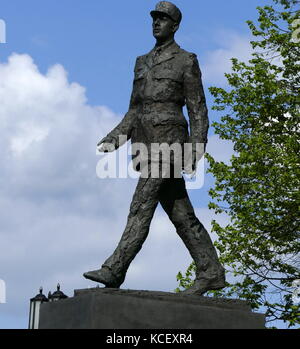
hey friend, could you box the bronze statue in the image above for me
[84,1,225,295]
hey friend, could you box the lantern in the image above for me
[28,287,48,329]
[48,283,68,302]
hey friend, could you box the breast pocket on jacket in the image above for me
[151,68,183,101]
[152,68,183,83]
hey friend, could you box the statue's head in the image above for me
[150,1,182,42]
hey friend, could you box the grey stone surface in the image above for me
[39,288,265,329]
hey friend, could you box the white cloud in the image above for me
[0,53,135,327]
[0,53,232,329]
[201,30,253,85]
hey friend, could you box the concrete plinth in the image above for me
[38,288,265,329]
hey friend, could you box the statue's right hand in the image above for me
[97,136,117,153]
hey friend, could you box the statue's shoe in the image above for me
[83,267,122,288]
[181,270,226,296]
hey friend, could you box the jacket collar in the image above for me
[154,38,176,52]
[146,41,181,68]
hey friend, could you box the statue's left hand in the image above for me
[184,142,206,178]
[97,136,117,152]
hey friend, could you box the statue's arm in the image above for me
[98,61,138,152]
[183,53,209,168]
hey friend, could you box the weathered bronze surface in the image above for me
[84,1,225,295]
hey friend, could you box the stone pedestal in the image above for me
[38,287,265,329]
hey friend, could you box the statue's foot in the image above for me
[181,269,226,296]
[83,267,122,288]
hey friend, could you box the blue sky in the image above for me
[0,0,275,329]
[1,0,266,112]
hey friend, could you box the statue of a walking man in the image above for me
[84,1,225,295]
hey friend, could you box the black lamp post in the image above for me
[28,287,48,329]
[29,283,68,329]
[48,283,68,302]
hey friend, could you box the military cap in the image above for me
[150,1,182,24]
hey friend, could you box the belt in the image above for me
[140,101,182,114]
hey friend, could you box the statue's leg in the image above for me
[159,177,225,295]
[84,175,163,287]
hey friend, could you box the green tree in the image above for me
[176,0,300,328]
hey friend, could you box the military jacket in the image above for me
[105,40,209,171]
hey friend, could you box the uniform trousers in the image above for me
[102,170,222,285]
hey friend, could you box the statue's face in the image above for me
[152,13,178,41]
